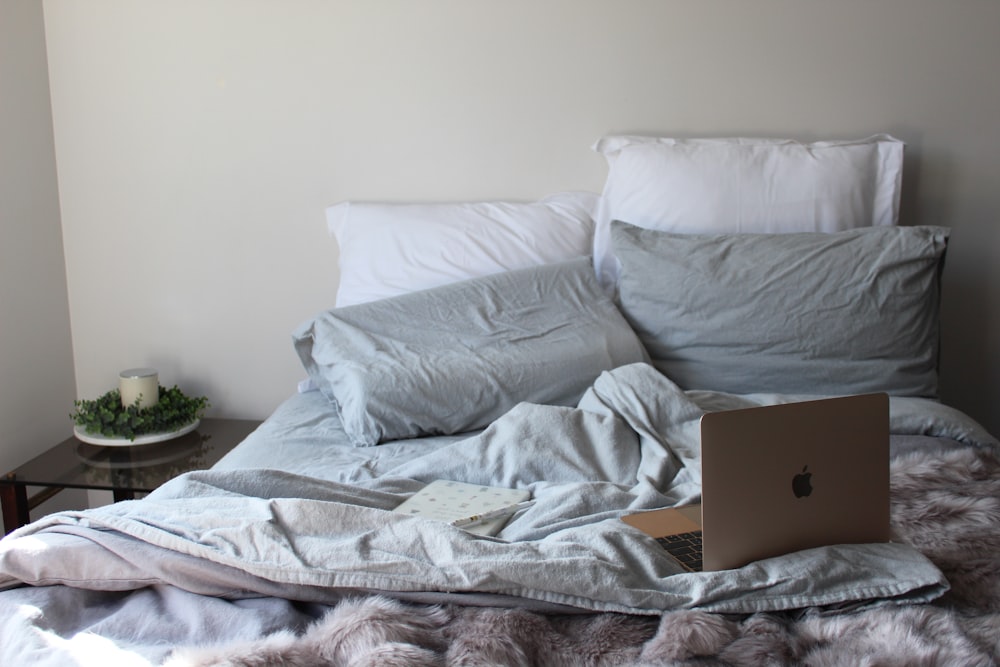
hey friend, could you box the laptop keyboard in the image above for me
[656,531,704,572]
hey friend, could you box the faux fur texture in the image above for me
[168,447,1000,667]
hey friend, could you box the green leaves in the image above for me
[71,385,209,441]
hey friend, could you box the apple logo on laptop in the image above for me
[792,465,813,498]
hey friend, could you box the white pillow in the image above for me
[328,192,599,306]
[591,134,904,286]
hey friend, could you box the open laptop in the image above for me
[622,393,890,572]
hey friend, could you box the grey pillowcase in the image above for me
[294,257,649,446]
[611,221,949,397]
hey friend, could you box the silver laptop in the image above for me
[622,393,890,572]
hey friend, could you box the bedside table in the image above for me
[1,418,261,534]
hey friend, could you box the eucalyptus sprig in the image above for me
[71,385,209,441]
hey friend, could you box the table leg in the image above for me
[112,489,136,503]
[1,478,31,535]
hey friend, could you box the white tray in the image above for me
[73,419,200,447]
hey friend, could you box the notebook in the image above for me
[622,393,890,572]
[394,479,531,536]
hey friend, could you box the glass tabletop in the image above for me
[4,418,261,493]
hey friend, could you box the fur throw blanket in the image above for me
[170,447,1000,667]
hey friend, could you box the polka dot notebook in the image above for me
[393,479,531,536]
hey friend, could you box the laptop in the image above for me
[622,393,890,572]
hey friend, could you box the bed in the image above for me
[1,134,998,666]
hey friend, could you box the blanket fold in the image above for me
[3,363,993,616]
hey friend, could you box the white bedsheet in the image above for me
[1,363,997,665]
[6,364,993,615]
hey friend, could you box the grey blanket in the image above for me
[171,438,1000,667]
[0,364,997,664]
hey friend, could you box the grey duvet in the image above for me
[1,364,998,665]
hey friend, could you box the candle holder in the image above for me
[119,368,159,410]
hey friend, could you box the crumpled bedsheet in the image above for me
[4,364,993,621]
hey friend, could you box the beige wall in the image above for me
[41,1,1000,434]
[0,0,77,472]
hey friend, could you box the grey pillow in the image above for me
[294,257,649,446]
[611,221,949,397]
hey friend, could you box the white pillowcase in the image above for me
[591,134,904,286]
[328,192,599,306]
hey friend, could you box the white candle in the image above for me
[120,368,159,410]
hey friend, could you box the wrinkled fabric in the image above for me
[4,364,986,618]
